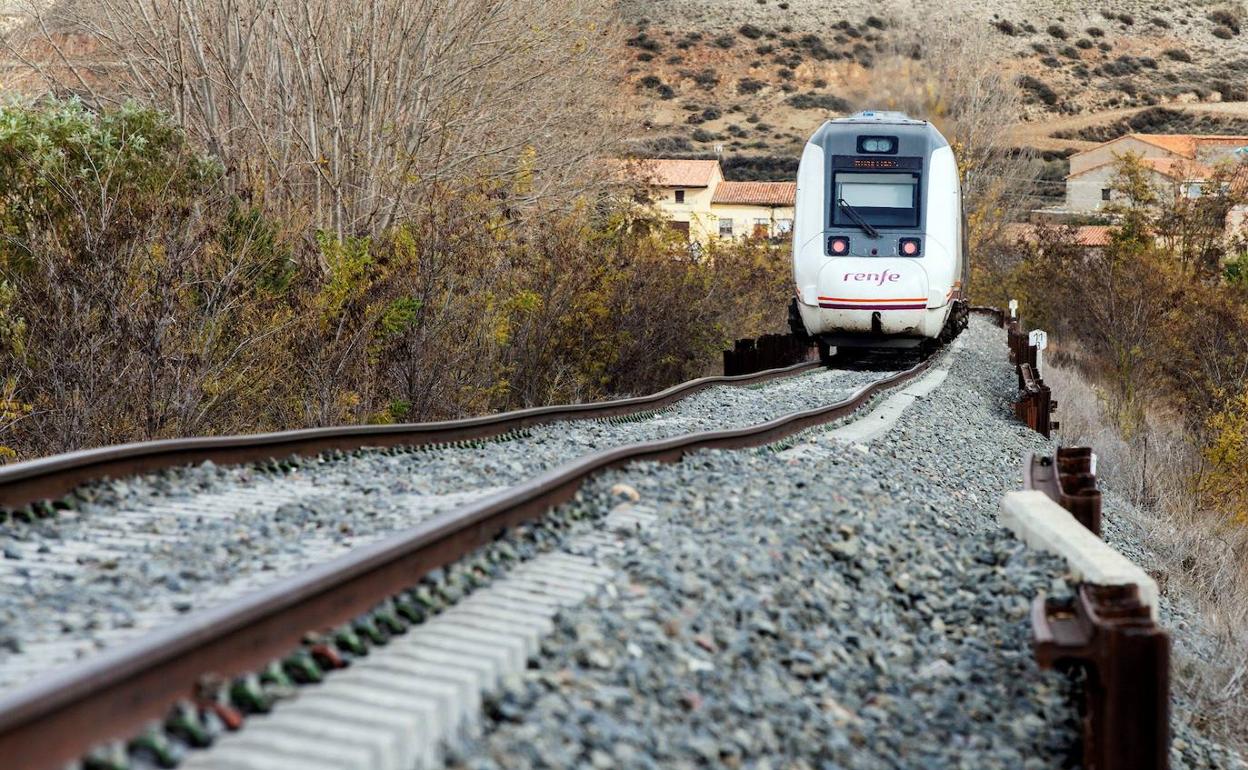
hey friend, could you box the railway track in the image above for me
[0,351,931,770]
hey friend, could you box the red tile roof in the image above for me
[1067,155,1213,180]
[1072,133,1248,162]
[1005,223,1113,247]
[617,158,721,188]
[711,181,797,206]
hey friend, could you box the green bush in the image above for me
[0,100,794,460]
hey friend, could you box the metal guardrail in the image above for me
[1005,313,1057,438]
[722,333,813,376]
[1022,449,1170,770]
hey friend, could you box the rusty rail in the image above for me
[1023,449,1170,770]
[722,333,813,376]
[0,361,821,512]
[0,357,936,770]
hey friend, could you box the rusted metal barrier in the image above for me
[1015,363,1058,439]
[723,333,812,376]
[1024,448,1102,535]
[1004,310,1057,437]
[1018,448,1170,770]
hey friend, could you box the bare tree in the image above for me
[842,19,1037,258]
[7,0,624,240]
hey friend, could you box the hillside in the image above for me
[620,0,1248,178]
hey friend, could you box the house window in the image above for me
[1101,188,1111,201]
[753,218,770,238]
[674,189,685,203]
[719,218,734,237]
[776,218,793,234]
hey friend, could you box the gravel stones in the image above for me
[448,318,1241,770]
[0,365,889,692]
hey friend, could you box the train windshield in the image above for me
[832,172,920,228]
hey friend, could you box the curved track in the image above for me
[0,354,937,770]
[0,363,824,512]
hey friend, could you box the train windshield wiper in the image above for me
[837,198,880,240]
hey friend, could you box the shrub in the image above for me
[1031,42,1051,54]
[756,43,775,54]
[692,68,720,89]
[1117,13,1133,25]
[1165,48,1193,62]
[1061,45,1081,58]
[784,92,852,111]
[1086,26,1104,37]
[993,19,1018,35]
[1076,38,1094,49]
[1209,9,1241,33]
[797,33,835,59]
[737,78,766,94]
[1214,26,1234,39]
[739,23,764,39]
[1047,23,1068,39]
[865,15,886,29]
[627,33,662,52]
[1150,16,1171,28]
[713,34,736,49]
[1017,74,1058,105]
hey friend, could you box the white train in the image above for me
[788,111,969,362]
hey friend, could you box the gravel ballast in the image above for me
[446,317,1241,770]
[0,365,892,691]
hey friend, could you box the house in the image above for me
[1004,223,1113,250]
[1065,133,1248,212]
[623,158,796,243]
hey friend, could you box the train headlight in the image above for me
[828,236,850,255]
[899,238,921,256]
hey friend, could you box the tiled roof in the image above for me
[1072,133,1248,162]
[1067,155,1213,180]
[1128,134,1198,158]
[1005,223,1113,247]
[1138,156,1213,179]
[711,181,797,206]
[619,158,721,188]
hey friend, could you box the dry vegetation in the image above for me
[0,0,795,460]
[988,154,1248,748]
[620,0,1248,189]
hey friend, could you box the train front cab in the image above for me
[791,115,965,356]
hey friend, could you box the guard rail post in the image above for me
[1009,448,1169,770]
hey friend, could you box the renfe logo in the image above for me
[843,270,901,286]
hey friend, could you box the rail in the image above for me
[0,360,820,512]
[1006,448,1170,770]
[0,358,934,770]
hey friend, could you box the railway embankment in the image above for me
[444,317,1242,770]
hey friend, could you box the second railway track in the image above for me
[0,351,930,770]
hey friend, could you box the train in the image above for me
[788,111,969,363]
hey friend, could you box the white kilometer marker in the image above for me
[181,504,652,770]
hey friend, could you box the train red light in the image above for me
[828,237,850,255]
[899,238,921,256]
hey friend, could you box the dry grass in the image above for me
[1046,356,1248,747]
